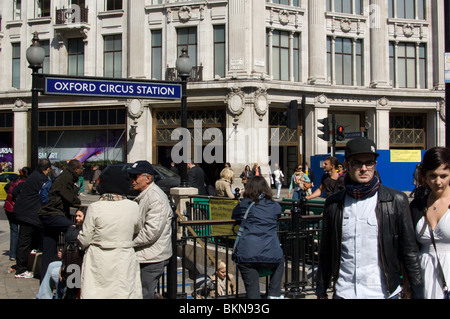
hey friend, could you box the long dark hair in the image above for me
[242,176,273,204]
[420,147,450,181]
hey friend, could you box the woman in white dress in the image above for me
[410,146,450,299]
[78,168,142,299]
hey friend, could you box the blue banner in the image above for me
[44,76,182,100]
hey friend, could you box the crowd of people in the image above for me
[2,137,449,300]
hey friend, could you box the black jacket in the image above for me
[13,168,49,227]
[316,184,424,298]
[38,167,81,218]
[188,165,207,195]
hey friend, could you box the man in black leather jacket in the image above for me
[316,138,424,299]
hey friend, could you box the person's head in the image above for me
[75,206,87,226]
[337,163,344,171]
[99,167,132,195]
[68,160,84,176]
[344,138,379,184]
[215,259,228,280]
[225,162,231,168]
[187,162,195,169]
[323,156,339,173]
[38,159,52,176]
[242,175,273,203]
[128,160,154,192]
[419,147,450,195]
[220,168,233,182]
[295,164,303,172]
[244,165,250,171]
[19,167,32,179]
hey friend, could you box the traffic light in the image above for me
[318,118,330,141]
[287,100,298,130]
[336,125,345,141]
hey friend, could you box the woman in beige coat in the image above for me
[78,168,142,299]
[215,168,235,198]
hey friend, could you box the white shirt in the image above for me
[273,169,284,182]
[336,193,400,299]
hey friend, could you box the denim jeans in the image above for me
[36,261,65,299]
[275,181,282,199]
[238,262,284,299]
[5,210,18,259]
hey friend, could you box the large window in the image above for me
[389,41,427,88]
[327,37,363,86]
[68,38,84,76]
[36,0,51,18]
[214,25,226,78]
[327,0,363,15]
[390,114,425,149]
[268,30,301,82]
[14,0,22,20]
[177,27,197,67]
[104,35,122,78]
[12,43,20,89]
[388,0,425,19]
[106,0,122,11]
[151,30,162,80]
[267,0,300,7]
[39,40,50,74]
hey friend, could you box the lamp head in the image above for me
[26,32,45,67]
[175,47,193,77]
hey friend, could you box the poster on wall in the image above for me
[38,129,126,164]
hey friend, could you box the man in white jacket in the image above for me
[128,160,173,299]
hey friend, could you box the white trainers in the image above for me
[15,271,34,279]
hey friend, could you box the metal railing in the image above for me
[162,196,324,299]
[166,65,203,82]
[55,7,89,25]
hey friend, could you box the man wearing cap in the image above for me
[316,137,424,299]
[128,160,173,299]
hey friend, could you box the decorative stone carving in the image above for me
[254,89,269,120]
[279,10,289,25]
[316,94,327,104]
[13,98,26,111]
[439,99,446,122]
[403,24,414,38]
[340,18,352,33]
[178,6,192,22]
[377,97,390,108]
[225,88,245,117]
[127,99,144,119]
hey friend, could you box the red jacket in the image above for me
[3,179,25,212]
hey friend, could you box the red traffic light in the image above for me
[337,125,344,133]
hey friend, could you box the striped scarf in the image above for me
[99,193,127,201]
[344,173,380,200]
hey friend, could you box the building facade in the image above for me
[0,0,446,183]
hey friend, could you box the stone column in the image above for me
[127,0,146,79]
[13,99,29,170]
[375,99,391,150]
[369,0,391,88]
[308,0,328,85]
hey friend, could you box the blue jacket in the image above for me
[232,198,283,264]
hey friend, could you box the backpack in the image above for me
[39,178,55,204]
[61,240,84,281]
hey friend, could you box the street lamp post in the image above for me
[175,48,193,187]
[26,32,45,171]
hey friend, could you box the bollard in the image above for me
[234,187,241,200]
[285,191,307,299]
[167,201,179,299]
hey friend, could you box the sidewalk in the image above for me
[0,219,40,299]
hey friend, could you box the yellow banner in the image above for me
[209,199,239,236]
[390,150,422,163]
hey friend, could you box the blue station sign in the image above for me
[44,76,182,100]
